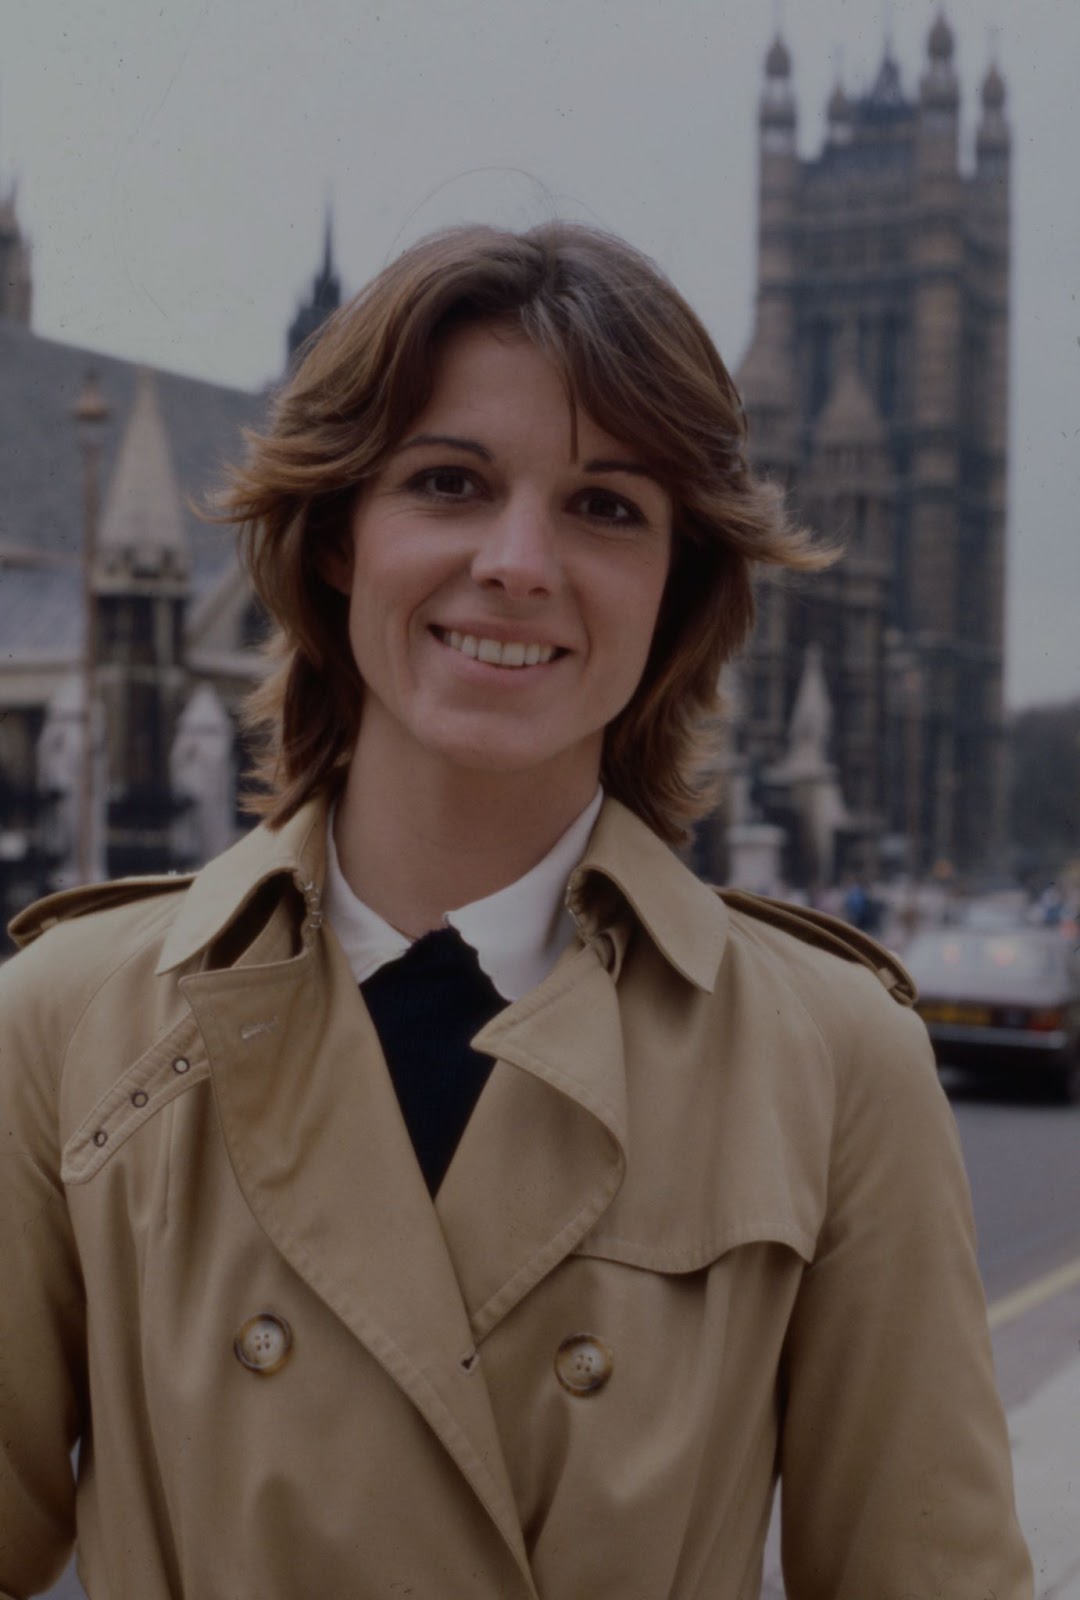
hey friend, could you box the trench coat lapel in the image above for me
[436,940,628,1342]
[180,929,537,1593]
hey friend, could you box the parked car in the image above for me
[905,928,1080,1102]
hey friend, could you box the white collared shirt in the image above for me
[323,789,604,1003]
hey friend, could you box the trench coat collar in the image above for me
[567,797,726,992]
[156,801,327,974]
[157,792,730,992]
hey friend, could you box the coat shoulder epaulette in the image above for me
[716,888,916,1007]
[8,874,195,951]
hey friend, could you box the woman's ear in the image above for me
[317,529,354,597]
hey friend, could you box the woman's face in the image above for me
[329,322,672,797]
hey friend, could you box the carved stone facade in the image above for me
[0,215,343,932]
[736,14,1010,879]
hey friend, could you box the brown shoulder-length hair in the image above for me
[221,220,830,845]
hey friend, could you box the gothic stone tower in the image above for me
[738,14,1011,877]
[94,369,192,874]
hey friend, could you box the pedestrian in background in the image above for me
[0,221,1032,1597]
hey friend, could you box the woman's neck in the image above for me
[333,737,600,939]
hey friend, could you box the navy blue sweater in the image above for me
[360,927,506,1195]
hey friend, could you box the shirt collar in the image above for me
[155,789,728,990]
[322,789,604,1002]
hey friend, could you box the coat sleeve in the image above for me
[0,939,85,1595]
[777,988,1033,1599]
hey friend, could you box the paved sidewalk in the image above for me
[1009,1354,1080,1598]
[760,1340,1080,1599]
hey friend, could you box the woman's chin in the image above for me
[411,725,600,787]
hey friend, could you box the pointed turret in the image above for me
[799,357,893,827]
[170,683,235,864]
[760,33,796,155]
[807,355,894,566]
[868,49,905,112]
[764,643,850,885]
[927,12,955,64]
[806,355,893,565]
[740,30,799,468]
[737,325,796,420]
[814,362,886,452]
[0,171,32,326]
[976,61,1009,176]
[96,368,188,589]
[826,81,853,148]
[918,9,960,173]
[783,643,834,777]
[91,369,191,863]
[287,208,343,366]
[922,10,959,109]
[982,62,1005,112]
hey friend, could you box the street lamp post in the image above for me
[71,370,110,884]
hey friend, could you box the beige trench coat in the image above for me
[1,797,1031,1599]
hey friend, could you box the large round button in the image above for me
[555,1332,613,1396]
[234,1313,293,1375]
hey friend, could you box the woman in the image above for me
[1,223,1031,1598]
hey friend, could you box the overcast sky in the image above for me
[2,0,1077,708]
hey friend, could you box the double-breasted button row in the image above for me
[232,1317,611,1393]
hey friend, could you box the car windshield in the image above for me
[906,932,1065,984]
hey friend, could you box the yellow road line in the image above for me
[988,1254,1080,1331]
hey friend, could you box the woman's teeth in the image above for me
[442,630,557,668]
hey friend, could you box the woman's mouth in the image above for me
[432,627,564,669]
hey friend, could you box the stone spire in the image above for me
[171,683,235,864]
[826,80,853,147]
[765,644,850,885]
[0,159,32,325]
[920,8,960,114]
[778,643,834,780]
[928,11,955,63]
[868,47,905,110]
[977,58,1009,170]
[759,32,796,154]
[807,354,893,573]
[287,207,343,366]
[814,362,885,451]
[737,318,797,416]
[740,30,799,464]
[96,368,189,590]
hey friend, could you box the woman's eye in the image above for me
[410,467,478,500]
[576,489,643,526]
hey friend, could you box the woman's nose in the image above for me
[470,500,561,598]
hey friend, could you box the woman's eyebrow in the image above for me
[396,433,493,460]
[394,437,660,488]
[583,457,658,481]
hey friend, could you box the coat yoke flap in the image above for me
[473,923,836,1284]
